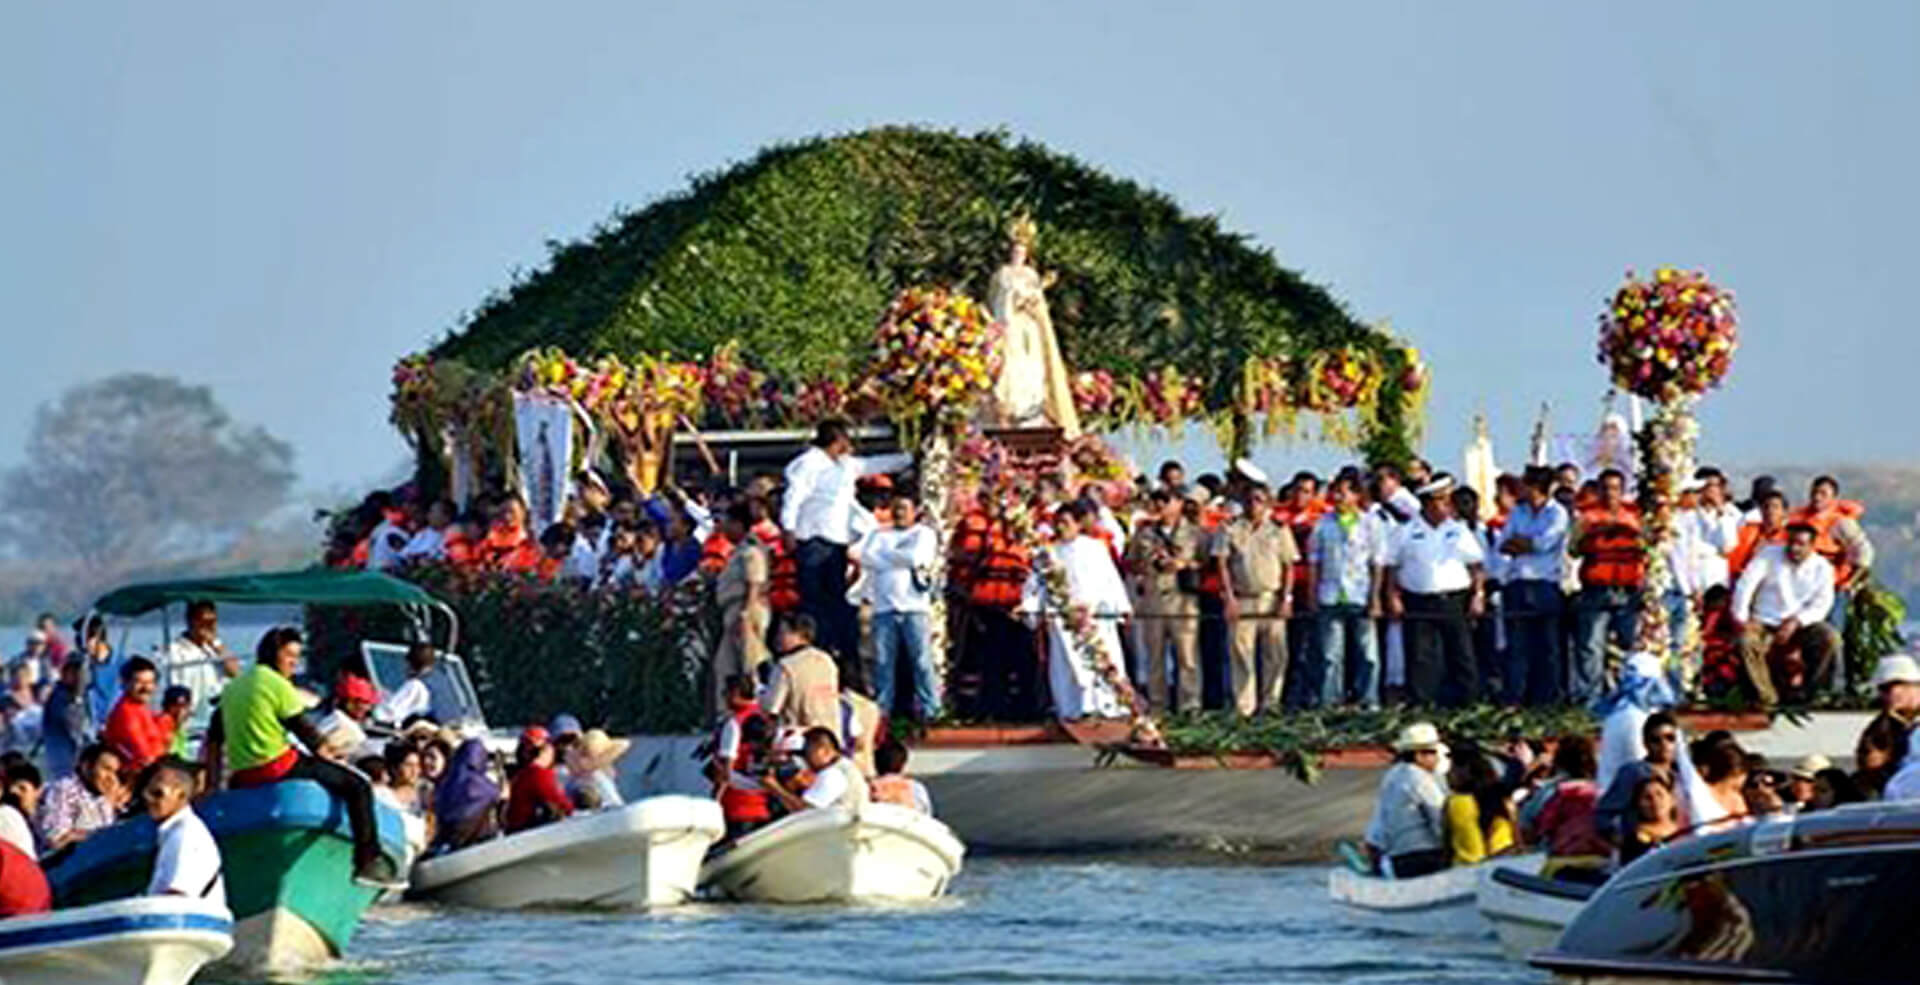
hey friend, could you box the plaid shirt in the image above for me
[37,775,117,845]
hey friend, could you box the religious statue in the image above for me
[986,215,1081,436]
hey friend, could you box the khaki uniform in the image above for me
[1216,518,1300,714]
[1126,519,1203,712]
[766,645,842,741]
[842,690,881,778]
[713,537,771,713]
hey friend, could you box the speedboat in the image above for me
[699,803,964,904]
[0,896,232,985]
[1475,864,1596,959]
[409,795,725,908]
[1327,853,1544,936]
[1535,802,1920,983]
[48,781,410,976]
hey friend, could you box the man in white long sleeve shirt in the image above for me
[1732,524,1839,707]
[857,494,940,719]
[781,419,913,687]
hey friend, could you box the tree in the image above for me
[1,374,295,577]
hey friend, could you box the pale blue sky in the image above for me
[4,2,1915,490]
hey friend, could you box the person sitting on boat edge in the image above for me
[0,763,41,857]
[432,738,500,852]
[1361,723,1449,878]
[203,627,394,887]
[102,656,173,780]
[140,756,226,908]
[1443,739,1515,867]
[37,742,125,854]
[1594,710,1680,844]
[869,740,932,815]
[564,729,630,811]
[505,726,573,834]
[762,727,869,814]
[1526,735,1612,884]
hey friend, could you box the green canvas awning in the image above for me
[93,570,441,617]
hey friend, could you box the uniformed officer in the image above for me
[1383,474,1486,706]
[1215,483,1299,715]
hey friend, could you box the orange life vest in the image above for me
[1576,503,1644,588]
[870,774,918,809]
[717,704,771,824]
[1727,522,1787,579]
[1276,498,1325,602]
[699,530,735,577]
[948,510,992,597]
[757,521,801,612]
[969,522,1030,610]
[1791,500,1864,586]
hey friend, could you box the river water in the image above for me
[292,860,1545,985]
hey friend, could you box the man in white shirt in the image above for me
[400,500,455,563]
[1691,468,1743,590]
[1732,524,1839,707]
[364,493,412,572]
[781,419,914,687]
[374,644,436,726]
[1369,465,1420,700]
[1384,475,1486,707]
[142,759,226,909]
[856,493,940,720]
[163,601,240,715]
[762,727,870,813]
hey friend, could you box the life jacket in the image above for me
[348,538,371,569]
[717,706,771,824]
[870,774,918,809]
[1791,501,1864,586]
[948,510,992,597]
[699,530,735,577]
[444,529,476,566]
[535,556,563,581]
[479,524,540,571]
[1277,499,1325,601]
[1576,503,1644,588]
[758,522,801,612]
[1728,523,1787,579]
[969,522,1030,610]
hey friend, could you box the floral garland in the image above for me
[865,286,1001,445]
[1069,369,1120,425]
[1299,346,1384,412]
[1598,267,1738,403]
[1136,366,1205,428]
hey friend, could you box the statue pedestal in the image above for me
[984,426,1067,477]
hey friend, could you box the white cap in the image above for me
[1415,473,1456,498]
[1679,476,1707,493]
[1791,754,1832,780]
[1871,654,1920,688]
[1393,722,1443,753]
[1183,486,1213,507]
[1233,458,1269,486]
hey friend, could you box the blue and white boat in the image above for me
[0,896,232,985]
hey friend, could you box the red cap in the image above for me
[520,726,551,747]
[335,674,379,705]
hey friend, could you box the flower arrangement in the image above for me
[635,355,705,419]
[389,352,439,435]
[1598,267,1738,403]
[513,347,587,400]
[863,286,1002,442]
[701,342,761,425]
[1300,346,1383,412]
[1061,433,1131,484]
[1070,369,1120,423]
[1137,366,1205,426]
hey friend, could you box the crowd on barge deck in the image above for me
[1359,649,1920,883]
[287,416,1879,724]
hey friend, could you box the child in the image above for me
[867,740,932,815]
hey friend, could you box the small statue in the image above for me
[985,215,1080,436]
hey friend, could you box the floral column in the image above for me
[1598,268,1738,688]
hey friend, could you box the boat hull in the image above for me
[1328,854,1544,937]
[47,781,409,975]
[699,804,965,904]
[0,897,232,985]
[1536,803,1920,983]
[410,796,724,909]
[1475,864,1591,960]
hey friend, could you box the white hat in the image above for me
[1392,722,1443,753]
[1415,473,1456,498]
[1872,654,1920,688]
[1183,486,1212,507]
[1679,476,1707,493]
[1233,458,1269,486]
[1791,754,1832,780]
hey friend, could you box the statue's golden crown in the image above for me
[1007,213,1038,249]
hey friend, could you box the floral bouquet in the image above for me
[1396,345,1429,395]
[513,347,587,400]
[793,378,851,423]
[1300,347,1382,412]
[863,286,1002,442]
[1240,357,1295,415]
[1070,369,1120,423]
[389,352,438,433]
[702,342,762,427]
[1598,267,1738,403]
[1138,366,1204,426]
[636,355,705,419]
[1062,434,1131,484]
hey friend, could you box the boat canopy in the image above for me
[93,569,440,616]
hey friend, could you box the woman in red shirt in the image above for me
[505,727,573,834]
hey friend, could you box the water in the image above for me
[287,861,1546,985]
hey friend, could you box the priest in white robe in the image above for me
[1021,502,1128,719]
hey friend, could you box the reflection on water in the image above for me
[269,861,1546,985]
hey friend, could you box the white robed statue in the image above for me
[986,215,1081,436]
[1021,506,1127,719]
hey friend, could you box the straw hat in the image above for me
[568,728,632,772]
[1871,654,1920,689]
[1392,722,1443,753]
[1791,754,1832,780]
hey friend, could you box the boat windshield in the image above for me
[359,641,488,732]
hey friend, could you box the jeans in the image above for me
[873,610,939,718]
[1502,580,1564,705]
[1316,604,1378,707]
[797,538,860,689]
[1572,586,1641,703]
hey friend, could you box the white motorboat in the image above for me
[0,896,233,985]
[1474,863,1595,959]
[410,795,725,909]
[699,803,965,904]
[1327,853,1543,936]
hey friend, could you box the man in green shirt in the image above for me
[203,626,393,886]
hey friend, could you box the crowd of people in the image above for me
[314,415,1875,724]
[1360,649,1920,884]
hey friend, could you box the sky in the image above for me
[4,2,1916,492]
